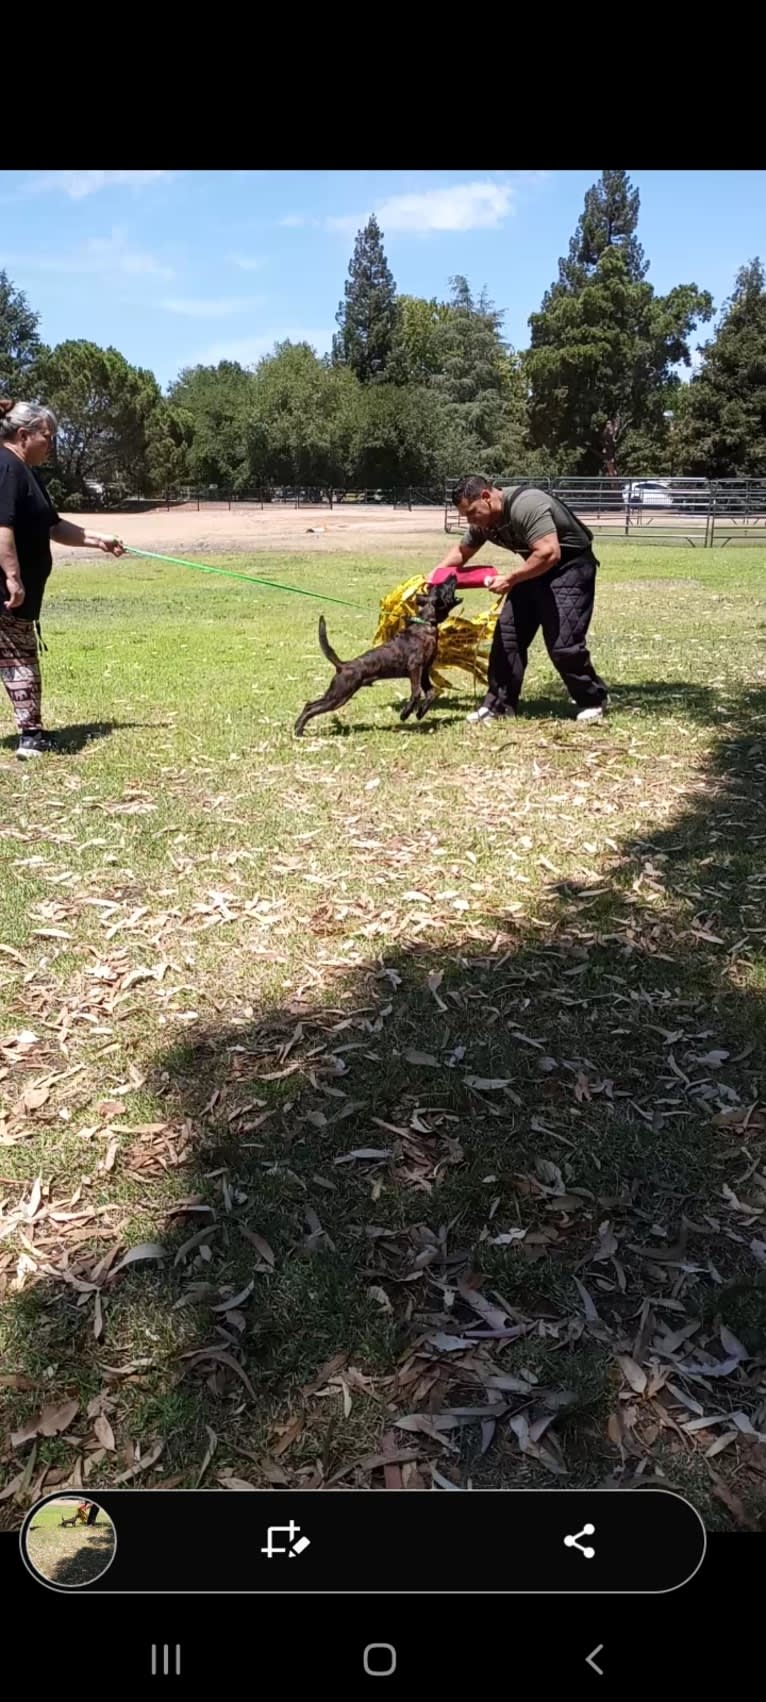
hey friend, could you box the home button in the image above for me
[363,1643,397,1677]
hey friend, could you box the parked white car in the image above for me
[622,480,674,508]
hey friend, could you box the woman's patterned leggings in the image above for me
[0,616,43,732]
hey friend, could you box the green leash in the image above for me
[125,545,362,610]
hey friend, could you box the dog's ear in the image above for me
[414,592,429,609]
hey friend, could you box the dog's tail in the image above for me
[318,615,344,671]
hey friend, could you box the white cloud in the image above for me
[504,169,552,189]
[160,295,265,319]
[279,213,321,229]
[324,213,364,236]
[25,169,176,200]
[285,176,542,239]
[193,327,334,366]
[227,254,267,272]
[11,227,174,279]
[327,180,516,237]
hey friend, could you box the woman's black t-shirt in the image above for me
[0,446,60,622]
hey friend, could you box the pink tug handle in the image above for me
[428,564,498,589]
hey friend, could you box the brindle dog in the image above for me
[294,575,461,737]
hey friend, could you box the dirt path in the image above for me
[56,503,448,559]
[56,501,759,562]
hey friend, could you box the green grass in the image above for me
[29,1499,108,1529]
[25,1500,115,1586]
[1,544,765,1528]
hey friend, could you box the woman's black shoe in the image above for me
[16,729,55,759]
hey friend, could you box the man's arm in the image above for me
[486,492,561,592]
[486,532,560,593]
[0,525,25,609]
[50,521,125,555]
[427,538,481,584]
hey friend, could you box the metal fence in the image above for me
[443,477,766,547]
[81,484,446,514]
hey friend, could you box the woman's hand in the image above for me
[92,533,126,557]
[3,575,25,611]
[50,521,126,555]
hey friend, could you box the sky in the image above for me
[1,169,764,391]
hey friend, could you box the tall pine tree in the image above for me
[430,277,528,471]
[676,259,766,478]
[525,171,712,473]
[549,169,647,299]
[333,215,399,384]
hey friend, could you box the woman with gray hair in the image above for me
[0,397,126,758]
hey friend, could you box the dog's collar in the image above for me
[408,616,429,626]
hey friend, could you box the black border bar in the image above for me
[20,1488,706,1595]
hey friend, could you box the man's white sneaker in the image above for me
[576,703,607,723]
[466,705,504,724]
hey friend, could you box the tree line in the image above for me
[1,170,764,508]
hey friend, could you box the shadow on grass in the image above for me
[26,1523,116,1587]
[49,1525,115,1587]
[0,720,168,756]
[519,681,724,722]
[56,721,171,754]
[2,689,765,1522]
[334,680,730,730]
[324,712,470,735]
[304,680,725,734]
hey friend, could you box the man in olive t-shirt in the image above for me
[428,476,608,723]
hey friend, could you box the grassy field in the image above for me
[30,1498,107,1527]
[25,1499,115,1586]
[1,543,765,1529]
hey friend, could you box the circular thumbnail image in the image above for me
[23,1496,117,1589]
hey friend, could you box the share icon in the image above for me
[564,1522,596,1560]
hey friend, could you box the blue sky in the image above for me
[2,169,764,390]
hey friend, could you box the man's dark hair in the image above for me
[452,474,495,507]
